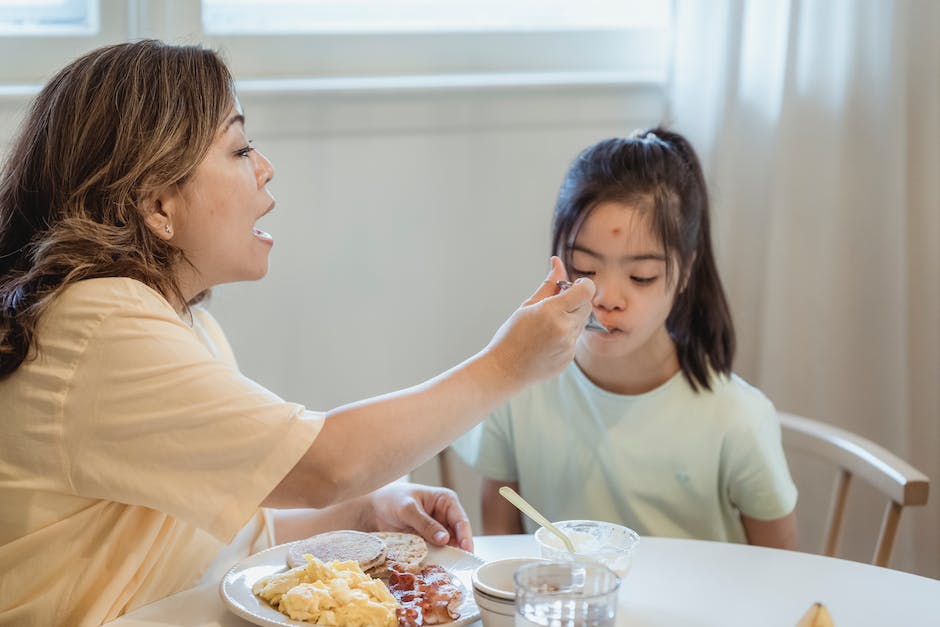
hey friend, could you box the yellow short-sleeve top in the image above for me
[0,278,324,626]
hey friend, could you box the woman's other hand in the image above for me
[271,481,472,549]
[485,256,595,385]
[368,482,473,552]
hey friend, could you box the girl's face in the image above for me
[567,200,679,363]
[168,102,276,293]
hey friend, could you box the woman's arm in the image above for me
[264,259,595,509]
[272,482,474,550]
[741,511,798,550]
[480,479,524,535]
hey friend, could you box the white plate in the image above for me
[220,542,485,627]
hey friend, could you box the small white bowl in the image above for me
[471,557,546,627]
[471,588,516,627]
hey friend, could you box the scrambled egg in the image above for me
[253,556,399,626]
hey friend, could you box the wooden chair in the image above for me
[779,412,930,567]
[436,448,454,492]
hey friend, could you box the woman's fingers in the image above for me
[553,277,595,316]
[522,256,568,306]
[485,261,596,385]
[370,483,474,551]
[524,256,596,325]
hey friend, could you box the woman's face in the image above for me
[567,200,679,363]
[169,102,276,293]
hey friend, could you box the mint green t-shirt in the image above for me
[452,362,797,543]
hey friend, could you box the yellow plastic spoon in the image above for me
[498,486,575,553]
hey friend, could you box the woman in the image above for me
[0,41,594,626]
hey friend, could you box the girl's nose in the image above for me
[593,278,625,311]
[253,149,275,187]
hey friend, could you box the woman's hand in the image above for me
[367,482,474,552]
[271,482,472,550]
[484,256,595,386]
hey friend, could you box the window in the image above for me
[202,0,668,35]
[1,0,672,88]
[200,0,672,82]
[0,0,126,85]
[0,0,95,35]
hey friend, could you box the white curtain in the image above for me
[670,0,939,577]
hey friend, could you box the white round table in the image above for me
[106,534,940,627]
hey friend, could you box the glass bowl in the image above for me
[534,519,640,577]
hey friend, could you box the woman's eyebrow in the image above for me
[224,114,245,131]
[571,244,665,262]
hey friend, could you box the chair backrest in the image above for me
[778,412,930,567]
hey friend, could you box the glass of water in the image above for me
[513,560,620,627]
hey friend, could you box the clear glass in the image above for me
[514,561,620,627]
[534,520,639,577]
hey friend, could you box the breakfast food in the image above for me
[287,530,387,571]
[388,564,464,626]
[368,532,429,578]
[253,556,399,626]
[258,530,466,626]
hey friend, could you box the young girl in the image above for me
[454,128,798,548]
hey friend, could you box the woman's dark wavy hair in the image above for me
[0,40,235,378]
[550,127,735,391]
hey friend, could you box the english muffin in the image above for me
[286,530,387,570]
[372,531,428,571]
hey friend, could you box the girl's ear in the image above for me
[142,186,182,241]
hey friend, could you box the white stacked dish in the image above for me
[470,557,547,627]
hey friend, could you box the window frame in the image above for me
[198,0,672,81]
[0,0,95,35]
[0,0,124,84]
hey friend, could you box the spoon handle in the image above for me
[498,486,575,553]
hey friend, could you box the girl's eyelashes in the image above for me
[572,268,657,284]
[235,139,255,158]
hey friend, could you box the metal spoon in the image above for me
[556,280,610,333]
[498,486,575,553]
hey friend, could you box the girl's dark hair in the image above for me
[0,40,235,378]
[550,127,735,391]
